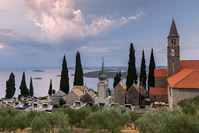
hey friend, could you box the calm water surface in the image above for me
[0,69,125,99]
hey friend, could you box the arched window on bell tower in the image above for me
[171,39,176,45]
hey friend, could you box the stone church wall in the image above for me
[155,77,167,88]
[169,88,199,109]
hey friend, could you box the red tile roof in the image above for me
[167,69,199,89]
[154,69,167,78]
[180,60,199,70]
[149,87,167,95]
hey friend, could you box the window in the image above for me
[171,49,175,56]
[171,39,176,45]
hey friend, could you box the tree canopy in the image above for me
[29,77,34,97]
[60,55,69,94]
[113,71,122,88]
[126,43,137,90]
[139,50,146,89]
[148,48,156,92]
[5,72,16,98]
[19,72,29,97]
[74,51,84,86]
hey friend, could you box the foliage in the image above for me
[60,55,70,94]
[39,96,48,100]
[128,111,141,130]
[5,72,16,98]
[29,77,34,97]
[74,51,84,86]
[178,95,199,115]
[19,71,29,96]
[113,71,122,88]
[85,106,130,133]
[52,89,56,94]
[135,107,199,133]
[0,107,27,132]
[24,110,39,126]
[59,98,65,106]
[48,79,53,96]
[148,48,156,92]
[139,50,146,89]
[61,107,92,130]
[31,111,50,133]
[126,43,137,90]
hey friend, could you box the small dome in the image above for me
[99,73,107,80]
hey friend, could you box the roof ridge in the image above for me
[173,69,193,87]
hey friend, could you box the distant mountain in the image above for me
[83,66,166,78]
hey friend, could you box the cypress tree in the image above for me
[139,50,147,89]
[48,79,53,96]
[19,72,29,96]
[29,77,34,97]
[148,48,156,92]
[74,51,84,86]
[5,72,16,98]
[60,55,69,94]
[126,43,138,90]
[113,71,122,88]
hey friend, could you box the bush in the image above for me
[178,96,199,115]
[85,106,130,133]
[0,107,27,132]
[135,107,199,133]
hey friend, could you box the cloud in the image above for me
[24,0,144,42]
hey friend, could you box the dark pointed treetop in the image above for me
[5,72,16,98]
[19,71,29,96]
[48,79,53,96]
[168,18,179,37]
[60,55,69,94]
[74,51,84,86]
[29,77,34,97]
[126,43,137,89]
[148,48,156,91]
[139,49,146,88]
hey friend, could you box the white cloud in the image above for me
[24,0,144,42]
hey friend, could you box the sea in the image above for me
[0,68,126,99]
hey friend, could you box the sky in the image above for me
[0,0,198,69]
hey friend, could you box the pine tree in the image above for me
[139,50,147,89]
[48,79,53,96]
[113,71,122,88]
[29,77,34,97]
[60,55,69,94]
[19,72,29,96]
[74,51,84,86]
[148,48,156,92]
[126,43,138,90]
[5,72,16,98]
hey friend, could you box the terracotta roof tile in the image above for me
[154,69,167,78]
[180,60,199,70]
[72,89,83,96]
[88,91,96,97]
[149,87,167,95]
[168,69,199,89]
[72,85,87,91]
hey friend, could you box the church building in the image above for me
[95,58,112,106]
[150,19,199,109]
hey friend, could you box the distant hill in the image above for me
[83,66,166,78]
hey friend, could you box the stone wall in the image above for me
[114,84,126,105]
[81,93,94,103]
[65,91,81,105]
[155,77,167,88]
[126,86,139,105]
[150,94,168,103]
[169,87,199,109]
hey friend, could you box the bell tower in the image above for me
[167,19,180,77]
